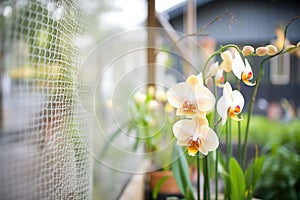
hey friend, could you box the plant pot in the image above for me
[146,170,183,200]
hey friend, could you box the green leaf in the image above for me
[218,152,232,198]
[152,175,170,199]
[229,157,245,200]
[251,157,265,187]
[245,156,265,199]
[171,144,195,200]
[219,171,231,198]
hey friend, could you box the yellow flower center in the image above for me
[228,105,243,121]
[187,137,201,156]
[216,76,225,85]
[242,71,253,81]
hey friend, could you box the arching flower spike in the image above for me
[217,82,245,125]
[167,74,216,117]
[232,49,256,86]
[172,116,219,156]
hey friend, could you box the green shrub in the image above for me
[248,116,300,200]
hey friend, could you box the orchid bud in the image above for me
[286,44,297,54]
[242,45,254,56]
[266,45,278,55]
[256,47,269,56]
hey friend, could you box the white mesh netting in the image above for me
[0,0,93,199]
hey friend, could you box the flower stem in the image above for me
[202,44,241,84]
[215,150,219,200]
[197,152,201,200]
[238,120,242,163]
[212,76,219,200]
[226,118,232,170]
[236,81,242,164]
[203,156,210,200]
[241,16,299,169]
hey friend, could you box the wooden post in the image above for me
[184,0,197,76]
[147,0,156,89]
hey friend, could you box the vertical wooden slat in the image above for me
[184,0,197,76]
[185,0,197,35]
[147,0,156,88]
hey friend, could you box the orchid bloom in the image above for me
[217,82,245,125]
[167,74,216,116]
[215,68,225,87]
[219,50,233,72]
[172,116,219,156]
[232,49,256,86]
[207,62,225,87]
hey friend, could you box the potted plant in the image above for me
[163,16,300,200]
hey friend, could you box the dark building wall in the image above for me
[165,0,300,114]
[168,0,300,44]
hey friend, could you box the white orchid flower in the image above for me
[167,74,216,116]
[172,116,219,156]
[219,50,233,72]
[232,49,256,86]
[217,82,245,125]
[207,62,225,87]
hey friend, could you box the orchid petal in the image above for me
[207,62,219,77]
[229,114,243,121]
[215,68,225,87]
[196,73,204,85]
[220,50,233,72]
[242,79,256,86]
[177,139,188,146]
[194,84,216,112]
[167,82,193,108]
[172,119,194,142]
[232,90,245,111]
[244,59,253,76]
[194,115,209,129]
[217,82,245,125]
[186,75,200,89]
[232,50,244,80]
[217,95,228,125]
[217,82,233,124]
[199,126,219,155]
[242,59,256,86]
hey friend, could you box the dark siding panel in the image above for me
[169,0,300,44]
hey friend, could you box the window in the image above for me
[270,53,290,85]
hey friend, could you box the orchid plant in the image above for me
[100,85,177,171]
[165,16,300,200]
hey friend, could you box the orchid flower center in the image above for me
[216,76,225,85]
[228,105,241,115]
[187,136,201,156]
[228,105,243,121]
[242,71,253,81]
[182,99,197,114]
